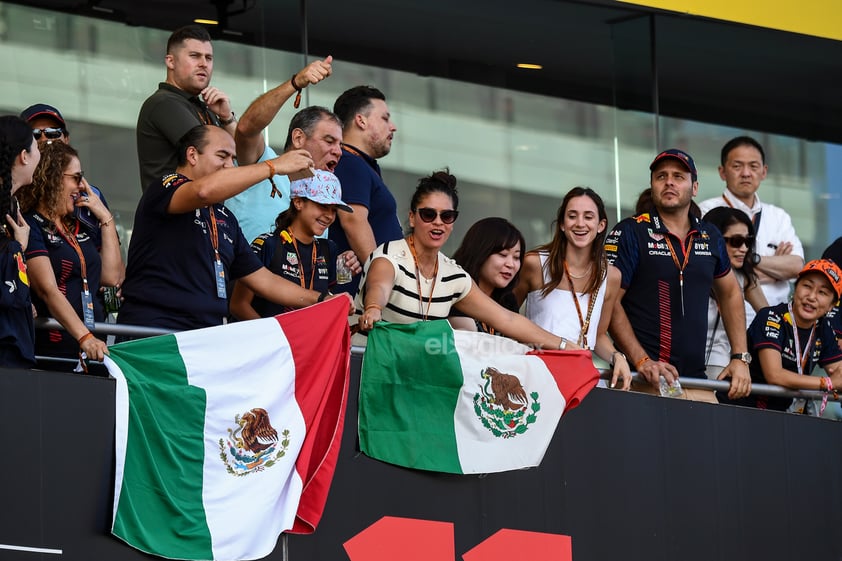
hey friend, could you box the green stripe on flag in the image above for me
[359,321,464,473]
[110,335,213,559]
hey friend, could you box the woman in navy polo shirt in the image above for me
[19,142,124,368]
[0,115,40,368]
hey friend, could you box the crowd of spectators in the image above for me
[1,24,839,418]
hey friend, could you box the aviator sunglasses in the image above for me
[723,235,755,249]
[415,207,459,224]
[32,127,67,141]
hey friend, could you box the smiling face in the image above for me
[291,198,337,241]
[60,156,83,216]
[561,195,606,250]
[408,191,456,252]
[792,272,837,327]
[650,159,698,213]
[14,136,41,193]
[166,38,213,95]
[722,222,751,270]
[477,242,522,295]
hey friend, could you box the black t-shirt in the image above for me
[119,173,261,331]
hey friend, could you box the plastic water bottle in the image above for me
[659,375,683,398]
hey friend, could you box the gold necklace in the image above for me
[565,262,592,280]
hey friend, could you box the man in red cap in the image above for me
[605,148,751,401]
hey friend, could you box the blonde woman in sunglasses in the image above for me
[701,207,767,380]
[355,169,567,351]
[18,142,124,371]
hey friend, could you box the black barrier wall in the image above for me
[2,359,841,561]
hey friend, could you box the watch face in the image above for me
[733,352,752,365]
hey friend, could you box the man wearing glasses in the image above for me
[698,136,804,307]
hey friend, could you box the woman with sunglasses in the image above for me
[18,142,124,369]
[0,116,40,368]
[448,217,524,335]
[513,187,631,390]
[356,170,568,350]
[701,207,767,379]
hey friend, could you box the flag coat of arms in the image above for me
[358,321,599,474]
[106,297,350,561]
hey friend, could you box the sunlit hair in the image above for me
[452,217,525,311]
[20,141,78,218]
[283,106,342,151]
[0,115,33,220]
[702,206,759,289]
[167,24,211,54]
[333,85,386,129]
[530,187,607,297]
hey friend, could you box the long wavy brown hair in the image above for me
[19,142,79,218]
[530,187,608,297]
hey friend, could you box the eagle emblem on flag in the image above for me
[218,408,290,476]
[473,367,541,439]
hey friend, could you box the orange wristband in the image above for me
[635,355,651,370]
[78,332,94,346]
[365,303,382,312]
[264,160,276,180]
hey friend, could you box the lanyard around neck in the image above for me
[563,259,599,348]
[663,232,695,316]
[286,228,317,290]
[788,302,817,376]
[407,236,438,321]
[56,219,89,292]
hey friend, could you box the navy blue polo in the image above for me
[605,209,730,378]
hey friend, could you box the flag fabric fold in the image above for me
[106,297,351,561]
[358,320,599,475]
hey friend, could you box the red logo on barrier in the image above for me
[343,516,572,561]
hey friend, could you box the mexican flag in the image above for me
[105,297,351,561]
[358,321,599,474]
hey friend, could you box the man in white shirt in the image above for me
[698,136,804,305]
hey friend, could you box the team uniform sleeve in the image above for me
[711,232,732,278]
[818,318,842,366]
[250,233,276,268]
[748,306,784,353]
[604,219,638,289]
[23,215,48,260]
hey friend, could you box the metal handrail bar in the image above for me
[32,319,840,403]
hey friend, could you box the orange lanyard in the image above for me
[57,219,89,292]
[663,232,694,316]
[407,236,438,321]
[563,260,600,348]
[286,228,317,290]
[789,302,817,376]
[206,207,220,261]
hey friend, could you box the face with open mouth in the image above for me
[409,191,456,252]
[62,156,84,216]
[478,243,522,293]
[303,117,343,172]
[792,272,836,327]
[561,195,606,250]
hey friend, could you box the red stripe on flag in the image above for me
[527,349,599,412]
[273,297,351,533]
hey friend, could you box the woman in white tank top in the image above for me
[514,187,631,390]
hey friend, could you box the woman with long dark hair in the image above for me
[514,187,631,389]
[449,217,524,334]
[19,141,122,367]
[701,207,767,378]
[0,115,40,367]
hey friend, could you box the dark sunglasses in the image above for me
[32,127,66,141]
[63,171,85,185]
[415,207,459,224]
[723,235,755,249]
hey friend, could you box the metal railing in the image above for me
[33,317,841,403]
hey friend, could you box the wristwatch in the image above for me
[730,352,752,365]
[218,111,236,126]
[749,252,761,266]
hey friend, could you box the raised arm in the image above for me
[235,56,333,165]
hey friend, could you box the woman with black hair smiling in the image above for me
[448,217,525,335]
[356,169,565,350]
